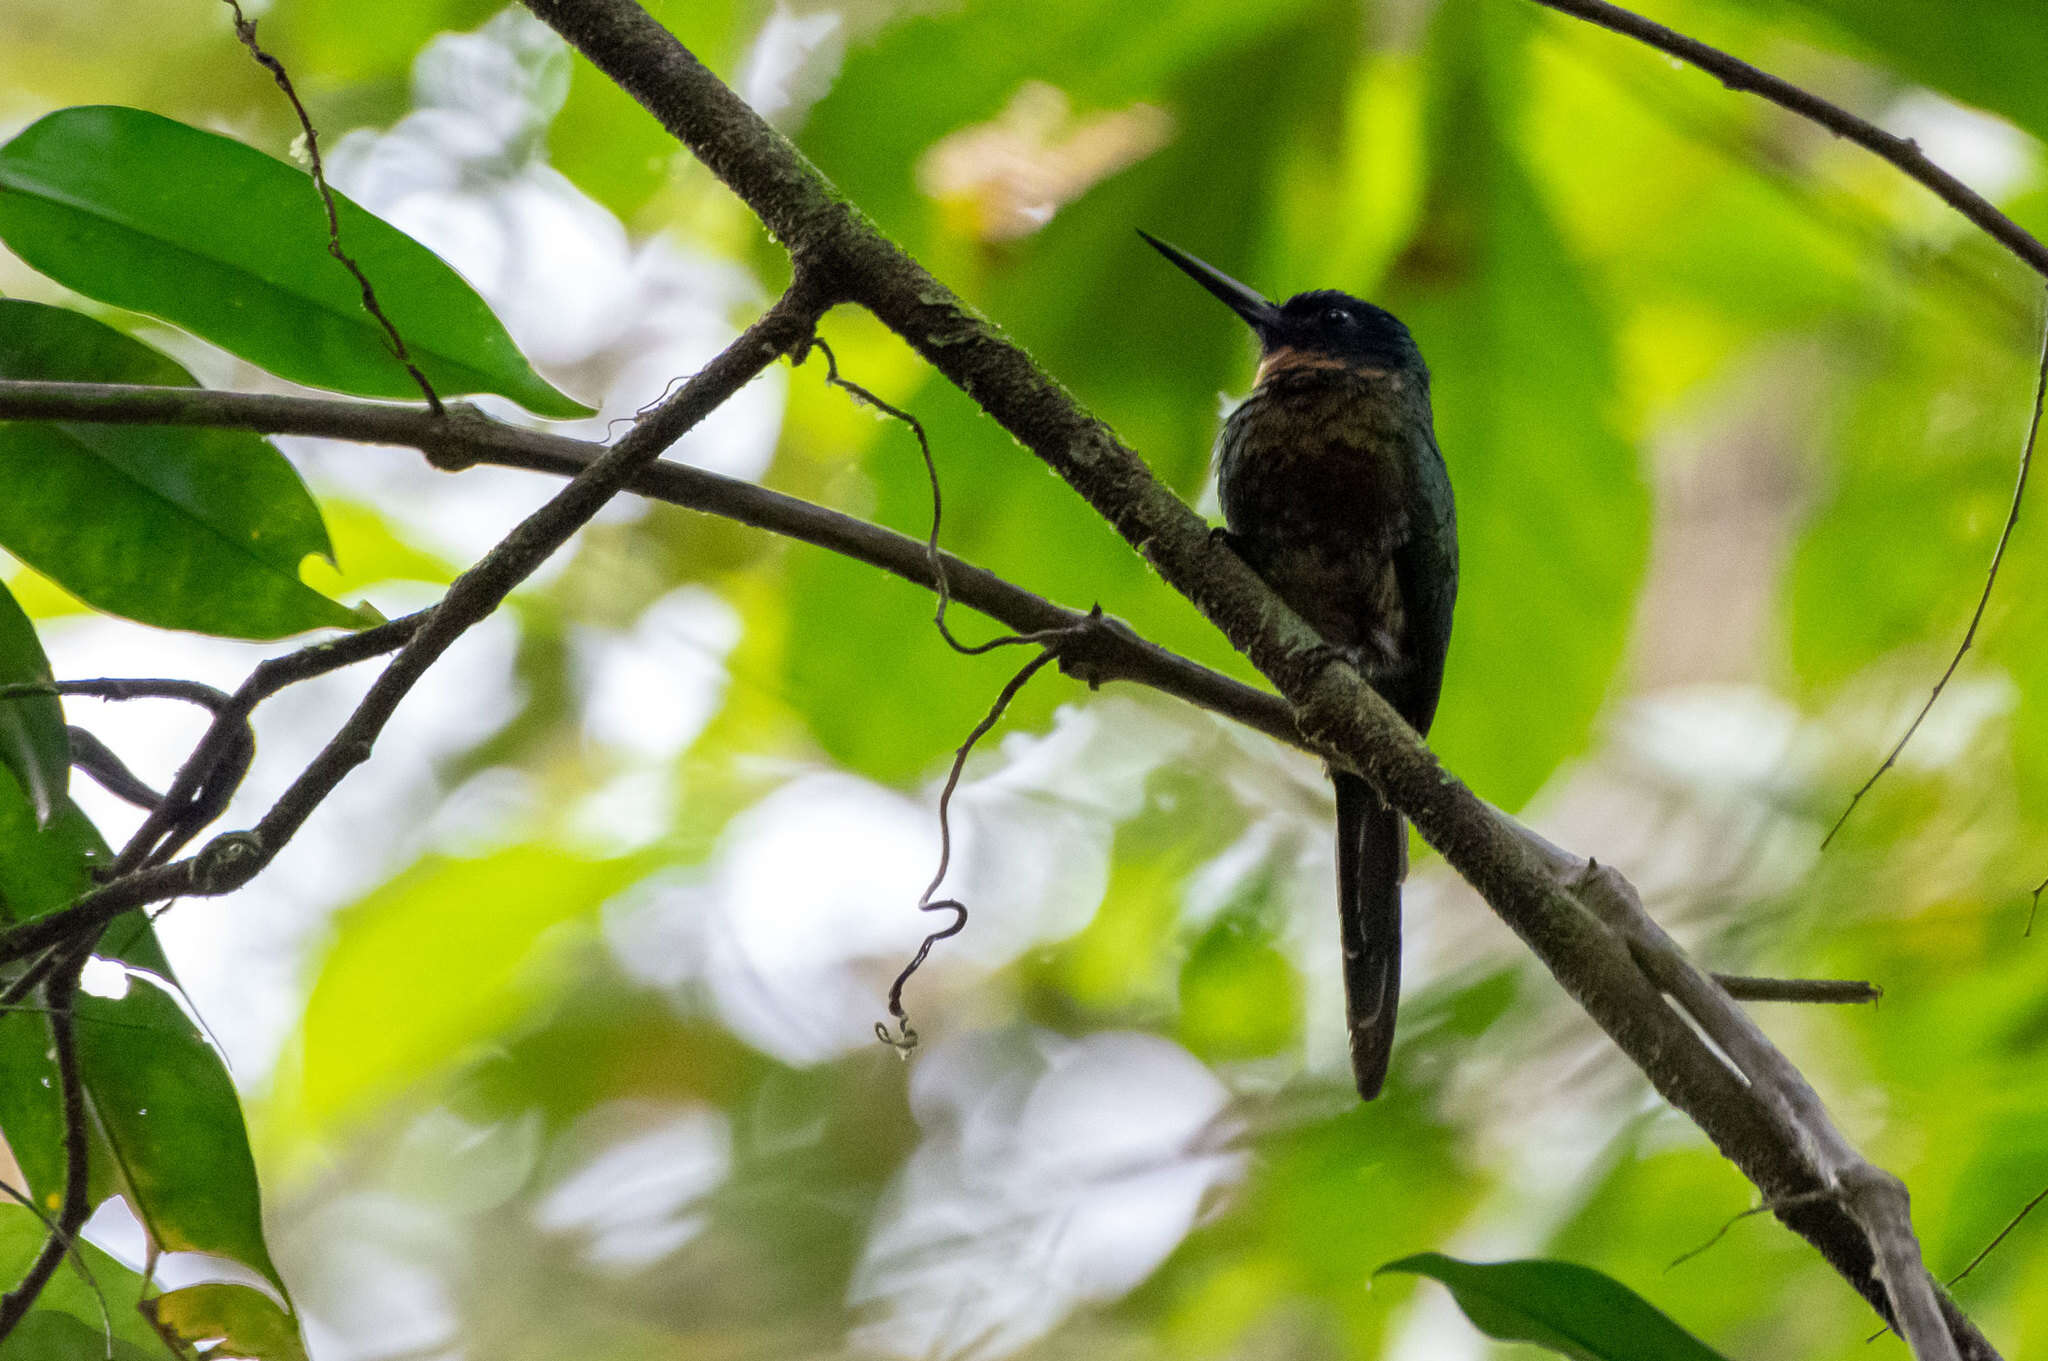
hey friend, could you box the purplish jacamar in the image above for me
[1142,231,1457,1100]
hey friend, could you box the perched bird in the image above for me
[1142,231,1457,1100]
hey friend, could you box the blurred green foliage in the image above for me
[3,0,2048,1356]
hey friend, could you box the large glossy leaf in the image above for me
[75,975,293,1303]
[0,300,364,638]
[1379,1253,1729,1361]
[0,106,588,417]
[0,1204,164,1360]
[0,578,66,825]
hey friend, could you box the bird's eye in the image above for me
[1322,307,1355,328]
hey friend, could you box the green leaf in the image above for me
[0,578,67,825]
[0,300,365,638]
[145,1283,308,1361]
[0,106,588,417]
[1378,1253,1730,1361]
[0,1204,165,1360]
[75,974,293,1302]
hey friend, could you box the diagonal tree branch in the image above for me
[512,1,1991,1354]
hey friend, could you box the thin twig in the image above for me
[0,677,256,821]
[1668,1205,1772,1272]
[802,339,1100,1045]
[1823,297,2048,846]
[247,285,822,856]
[0,950,63,1012]
[219,0,443,413]
[109,614,425,890]
[604,372,692,440]
[1670,1189,1836,1271]
[64,725,163,811]
[1943,1182,2048,1294]
[805,338,1067,656]
[0,616,427,972]
[1712,974,1881,1004]
[877,646,1061,1052]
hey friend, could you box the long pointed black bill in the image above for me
[1137,230,1280,333]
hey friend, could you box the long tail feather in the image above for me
[1333,772,1404,1099]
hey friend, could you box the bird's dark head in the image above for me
[1138,231,1424,380]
